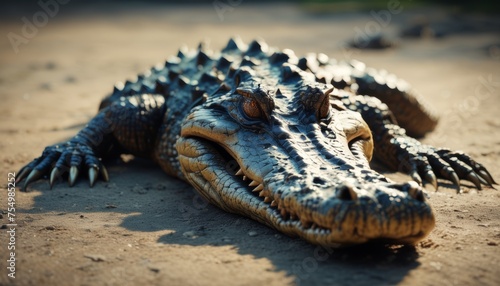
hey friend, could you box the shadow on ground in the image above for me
[22,158,421,285]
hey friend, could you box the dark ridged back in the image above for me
[99,37,438,177]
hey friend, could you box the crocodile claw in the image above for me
[88,167,98,187]
[475,174,489,186]
[437,150,497,190]
[466,172,482,190]
[409,170,422,186]
[424,171,438,191]
[100,165,109,182]
[69,166,79,187]
[49,167,62,189]
[449,171,461,193]
[396,142,495,192]
[16,140,111,189]
[478,170,496,186]
[23,169,44,191]
[16,166,32,184]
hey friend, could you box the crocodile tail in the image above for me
[348,61,438,137]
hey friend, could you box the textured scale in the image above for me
[17,38,495,247]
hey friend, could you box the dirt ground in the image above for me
[0,3,499,286]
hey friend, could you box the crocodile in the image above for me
[17,38,495,246]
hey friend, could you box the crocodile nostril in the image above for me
[313,176,326,185]
[336,183,358,200]
[386,181,426,202]
[412,189,425,202]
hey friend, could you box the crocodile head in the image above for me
[176,52,434,246]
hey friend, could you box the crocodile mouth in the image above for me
[226,154,430,245]
[177,135,434,245]
[227,159,342,240]
[178,135,338,235]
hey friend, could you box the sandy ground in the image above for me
[0,3,499,286]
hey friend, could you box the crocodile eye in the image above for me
[242,98,262,119]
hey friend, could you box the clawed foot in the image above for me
[16,142,109,191]
[400,146,496,192]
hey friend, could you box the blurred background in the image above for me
[1,0,499,139]
[2,0,499,58]
[2,0,499,71]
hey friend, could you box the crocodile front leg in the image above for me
[335,92,495,191]
[17,94,166,190]
[17,111,115,190]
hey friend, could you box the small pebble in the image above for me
[105,183,117,189]
[84,254,106,262]
[65,76,76,83]
[148,266,160,273]
[45,62,56,70]
[156,183,167,191]
[132,185,147,194]
[419,239,435,248]
[429,261,442,271]
[183,231,197,238]
[40,83,52,90]
[248,231,258,237]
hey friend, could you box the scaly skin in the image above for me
[17,38,495,247]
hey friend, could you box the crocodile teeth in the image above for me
[336,183,358,200]
[243,176,247,181]
[300,218,312,229]
[235,169,244,176]
[264,197,272,203]
[248,180,259,187]
[258,191,266,197]
[277,201,283,210]
[280,208,288,218]
[270,200,278,207]
[252,184,264,192]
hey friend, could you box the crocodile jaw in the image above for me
[176,105,435,246]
